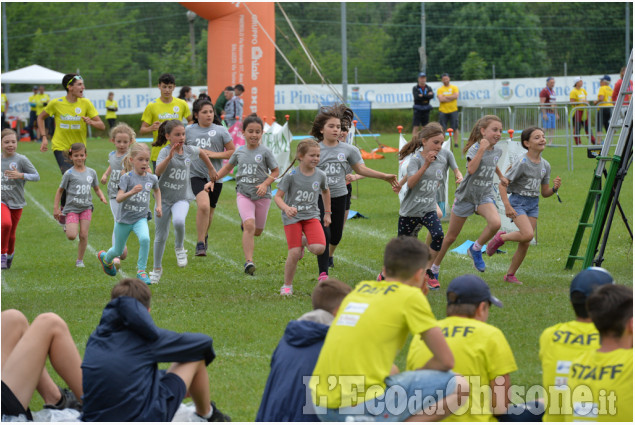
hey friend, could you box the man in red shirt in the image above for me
[539,77,559,144]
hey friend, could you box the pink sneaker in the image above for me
[486,231,506,256]
[318,272,328,282]
[280,285,293,295]
[503,274,523,285]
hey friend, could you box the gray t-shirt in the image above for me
[505,154,551,198]
[186,123,232,177]
[60,167,99,214]
[1,153,39,209]
[318,142,364,198]
[399,153,447,217]
[228,144,278,200]
[453,143,503,205]
[157,145,200,204]
[277,167,328,226]
[106,151,126,199]
[117,171,159,224]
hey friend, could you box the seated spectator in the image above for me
[566,284,632,421]
[81,278,230,422]
[256,278,351,422]
[539,267,614,421]
[1,309,83,420]
[310,236,468,421]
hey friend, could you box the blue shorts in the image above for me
[541,112,556,129]
[509,194,539,218]
[451,197,495,218]
[157,371,188,421]
[316,370,457,422]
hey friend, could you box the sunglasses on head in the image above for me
[66,75,83,88]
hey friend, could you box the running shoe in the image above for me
[150,269,162,284]
[1,254,7,270]
[75,260,85,268]
[195,401,230,422]
[195,242,207,257]
[6,254,13,269]
[244,261,256,275]
[43,387,82,412]
[486,231,506,256]
[280,285,293,296]
[468,243,486,272]
[175,248,188,267]
[426,269,440,290]
[137,270,151,285]
[377,272,385,281]
[503,274,523,285]
[318,272,328,282]
[97,251,117,276]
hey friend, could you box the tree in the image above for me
[461,52,488,80]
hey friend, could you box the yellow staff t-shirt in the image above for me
[44,97,99,152]
[141,97,191,161]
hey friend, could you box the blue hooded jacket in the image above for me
[81,296,215,422]
[256,311,331,422]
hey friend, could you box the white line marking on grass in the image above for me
[24,190,128,278]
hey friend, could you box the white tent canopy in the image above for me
[1,64,66,85]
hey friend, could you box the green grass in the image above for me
[1,136,632,420]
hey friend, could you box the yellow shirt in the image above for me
[1,93,7,113]
[141,97,191,161]
[437,84,459,114]
[28,94,38,112]
[597,85,613,107]
[407,316,517,422]
[570,87,588,107]
[44,97,99,152]
[105,99,118,120]
[565,348,632,422]
[539,320,600,422]
[310,280,438,409]
[36,93,50,115]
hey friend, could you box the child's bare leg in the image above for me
[405,375,469,422]
[284,247,302,286]
[475,203,501,246]
[167,360,210,417]
[242,219,256,261]
[65,222,79,241]
[1,313,82,410]
[77,219,91,261]
[506,216,536,276]
[433,213,467,267]
[195,192,211,243]
[307,243,325,256]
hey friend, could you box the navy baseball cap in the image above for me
[570,267,614,298]
[418,72,426,78]
[601,75,611,82]
[447,274,503,307]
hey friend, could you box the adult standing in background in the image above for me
[27,86,38,142]
[595,75,613,142]
[612,66,632,105]
[411,72,434,138]
[214,86,233,118]
[569,77,596,145]
[539,77,559,144]
[35,86,50,142]
[224,84,244,128]
[1,90,8,130]
[437,73,460,149]
[105,92,118,131]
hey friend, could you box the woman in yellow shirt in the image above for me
[105,92,118,131]
[569,77,596,145]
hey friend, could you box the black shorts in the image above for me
[345,183,353,210]
[412,108,431,127]
[53,149,73,174]
[439,111,459,131]
[1,381,33,421]
[157,371,187,421]
[191,177,223,208]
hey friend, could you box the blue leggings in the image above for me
[398,211,444,251]
[105,219,150,271]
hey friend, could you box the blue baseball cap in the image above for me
[570,267,614,298]
[601,75,611,82]
[418,72,426,78]
[447,274,503,307]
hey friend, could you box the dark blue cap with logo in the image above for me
[446,274,503,307]
[418,72,426,78]
[601,75,611,82]
[570,267,614,298]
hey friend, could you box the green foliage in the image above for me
[461,52,488,80]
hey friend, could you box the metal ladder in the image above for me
[565,51,633,270]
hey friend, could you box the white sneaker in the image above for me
[149,269,162,284]
[75,260,85,268]
[175,248,188,267]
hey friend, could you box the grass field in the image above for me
[1,135,632,421]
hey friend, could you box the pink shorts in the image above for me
[284,218,325,250]
[65,209,92,224]
[236,193,272,230]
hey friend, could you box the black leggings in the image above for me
[317,195,347,274]
[398,212,444,251]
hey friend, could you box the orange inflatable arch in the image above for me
[181,2,275,121]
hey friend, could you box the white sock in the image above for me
[431,264,440,274]
[199,405,213,419]
[473,241,482,251]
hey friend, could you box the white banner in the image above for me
[261,121,292,172]
[3,74,618,121]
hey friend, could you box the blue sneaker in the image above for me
[137,270,151,285]
[97,251,117,276]
[468,244,486,272]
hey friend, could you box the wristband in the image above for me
[552,186,557,193]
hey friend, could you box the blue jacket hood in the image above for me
[283,319,329,348]
[94,296,160,342]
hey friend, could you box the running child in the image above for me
[430,115,508,281]
[274,139,330,296]
[100,123,135,268]
[185,98,235,257]
[397,122,461,289]
[97,143,162,285]
[1,129,40,270]
[53,143,107,267]
[311,104,398,281]
[215,114,279,275]
[150,120,217,284]
[486,126,561,285]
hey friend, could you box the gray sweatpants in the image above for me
[153,199,190,269]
